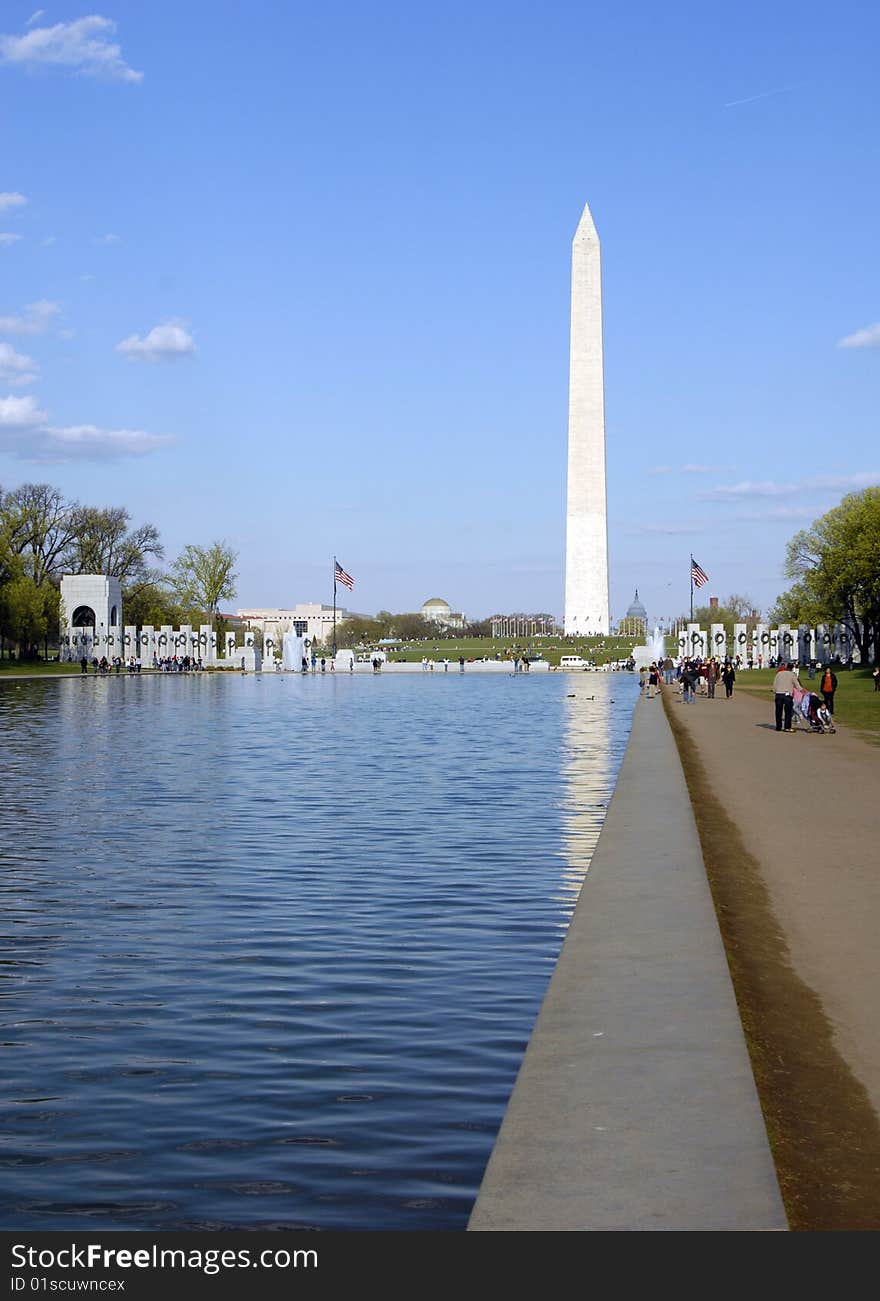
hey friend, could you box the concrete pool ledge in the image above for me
[468,695,787,1232]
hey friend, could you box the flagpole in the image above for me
[690,554,694,623]
[332,556,337,654]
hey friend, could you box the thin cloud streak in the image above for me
[724,85,794,109]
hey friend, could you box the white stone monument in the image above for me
[60,574,123,661]
[563,202,610,636]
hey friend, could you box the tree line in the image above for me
[770,486,879,665]
[333,610,497,646]
[0,481,238,659]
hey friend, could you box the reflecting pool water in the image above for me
[0,671,634,1230]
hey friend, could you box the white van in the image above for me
[559,655,588,670]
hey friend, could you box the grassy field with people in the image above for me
[733,667,879,743]
[360,635,646,667]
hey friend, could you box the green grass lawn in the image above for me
[0,661,83,677]
[356,635,647,667]
[736,667,879,741]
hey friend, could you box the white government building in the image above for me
[236,604,354,645]
[420,597,465,630]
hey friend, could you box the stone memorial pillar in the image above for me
[710,622,726,660]
[733,622,747,664]
[224,632,236,663]
[178,625,191,663]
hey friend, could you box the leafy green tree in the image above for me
[122,580,189,630]
[692,595,761,637]
[1,483,79,587]
[67,506,163,584]
[169,541,238,630]
[0,575,56,657]
[773,486,880,663]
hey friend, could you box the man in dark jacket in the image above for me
[819,665,838,714]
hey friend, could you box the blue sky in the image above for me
[1,1,877,624]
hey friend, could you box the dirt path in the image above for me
[663,683,880,1226]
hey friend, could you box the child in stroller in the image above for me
[792,684,835,733]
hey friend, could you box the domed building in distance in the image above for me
[617,589,648,637]
[420,597,466,631]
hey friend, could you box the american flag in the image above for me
[335,561,354,591]
[691,559,709,588]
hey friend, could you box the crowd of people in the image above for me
[639,656,737,701]
[637,653,840,735]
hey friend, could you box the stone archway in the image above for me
[72,605,97,628]
[110,604,118,627]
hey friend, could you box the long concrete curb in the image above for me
[469,696,787,1231]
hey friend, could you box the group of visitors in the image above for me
[638,656,737,702]
[80,655,143,674]
[420,656,470,672]
[152,654,203,672]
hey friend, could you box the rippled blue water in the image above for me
[0,670,635,1230]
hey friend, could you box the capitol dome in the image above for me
[617,589,648,636]
[625,590,647,622]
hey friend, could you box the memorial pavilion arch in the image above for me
[71,605,97,629]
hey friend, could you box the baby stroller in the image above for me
[793,685,835,733]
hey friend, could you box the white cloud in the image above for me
[117,321,196,362]
[41,235,56,246]
[837,323,880,349]
[0,394,46,427]
[0,15,143,83]
[700,480,797,500]
[635,523,706,535]
[0,394,174,461]
[26,12,45,28]
[807,472,880,491]
[0,191,27,211]
[94,232,121,245]
[0,233,23,246]
[36,425,175,461]
[0,299,61,334]
[701,471,880,502]
[649,463,728,477]
[0,343,38,386]
[733,506,815,523]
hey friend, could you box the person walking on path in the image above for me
[873,665,880,692]
[681,662,697,704]
[820,664,838,714]
[663,655,675,685]
[772,662,801,732]
[706,659,718,699]
[721,662,736,699]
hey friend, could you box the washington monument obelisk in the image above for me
[563,202,610,636]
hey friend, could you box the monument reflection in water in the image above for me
[0,671,635,1231]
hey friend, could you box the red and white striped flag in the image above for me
[691,559,709,588]
[335,561,354,591]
